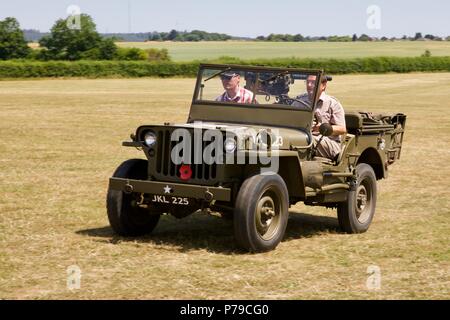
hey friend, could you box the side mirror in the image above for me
[319,123,333,136]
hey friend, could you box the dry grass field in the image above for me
[29,41,450,61]
[116,41,450,61]
[0,73,449,299]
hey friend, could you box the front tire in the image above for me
[234,174,289,252]
[337,163,377,233]
[106,159,160,236]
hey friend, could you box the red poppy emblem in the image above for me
[179,164,192,180]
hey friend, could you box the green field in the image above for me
[117,41,450,61]
[0,74,449,299]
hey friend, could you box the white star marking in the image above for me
[163,185,172,194]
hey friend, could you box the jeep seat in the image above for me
[345,112,363,134]
[313,112,362,164]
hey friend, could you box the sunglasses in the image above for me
[220,74,238,80]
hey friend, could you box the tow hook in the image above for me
[204,190,214,201]
[124,182,134,194]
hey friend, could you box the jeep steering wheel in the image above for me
[276,95,311,109]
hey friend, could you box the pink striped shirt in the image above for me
[215,87,254,104]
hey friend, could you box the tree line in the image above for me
[146,30,232,41]
[256,33,450,42]
[1,15,449,61]
[23,29,234,42]
[21,26,449,43]
[0,15,170,61]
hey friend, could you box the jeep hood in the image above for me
[175,122,310,150]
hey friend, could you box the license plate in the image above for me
[150,195,190,206]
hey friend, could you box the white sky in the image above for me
[0,0,449,37]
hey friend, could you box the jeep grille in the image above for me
[152,128,218,183]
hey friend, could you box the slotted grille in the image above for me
[155,128,217,181]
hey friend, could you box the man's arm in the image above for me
[312,123,345,135]
[330,99,347,136]
[331,124,347,136]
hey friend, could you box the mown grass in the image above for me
[117,41,450,61]
[0,74,449,299]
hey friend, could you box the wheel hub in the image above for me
[355,180,371,223]
[356,185,367,212]
[255,195,280,240]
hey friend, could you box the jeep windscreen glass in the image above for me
[195,67,318,110]
[203,67,232,82]
[198,68,253,103]
[252,71,315,109]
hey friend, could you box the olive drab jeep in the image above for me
[106,64,406,252]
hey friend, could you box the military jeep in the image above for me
[107,64,406,252]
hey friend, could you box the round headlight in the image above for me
[144,131,157,147]
[224,138,237,153]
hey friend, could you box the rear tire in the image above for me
[106,159,160,236]
[234,174,289,252]
[337,163,377,233]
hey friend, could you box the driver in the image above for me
[296,75,347,159]
[215,71,254,103]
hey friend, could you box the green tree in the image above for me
[149,32,162,41]
[183,34,201,41]
[98,38,117,60]
[174,34,185,41]
[0,17,31,60]
[293,34,304,42]
[115,47,147,60]
[167,29,179,41]
[39,14,116,60]
[328,35,352,42]
[421,49,431,57]
[146,48,171,61]
[414,32,423,40]
[358,34,371,41]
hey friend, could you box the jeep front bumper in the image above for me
[108,177,231,202]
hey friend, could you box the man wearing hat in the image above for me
[296,74,347,159]
[215,71,254,103]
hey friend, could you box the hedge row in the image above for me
[213,56,450,74]
[0,56,449,78]
[0,60,199,78]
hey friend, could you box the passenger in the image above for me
[215,71,254,103]
[297,75,347,159]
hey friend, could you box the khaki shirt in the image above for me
[297,92,346,143]
[314,92,346,142]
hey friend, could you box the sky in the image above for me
[1,0,449,37]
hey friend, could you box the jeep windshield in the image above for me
[193,64,322,111]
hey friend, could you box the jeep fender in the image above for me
[357,147,385,180]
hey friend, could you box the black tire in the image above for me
[234,174,289,252]
[106,159,160,236]
[337,163,377,233]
